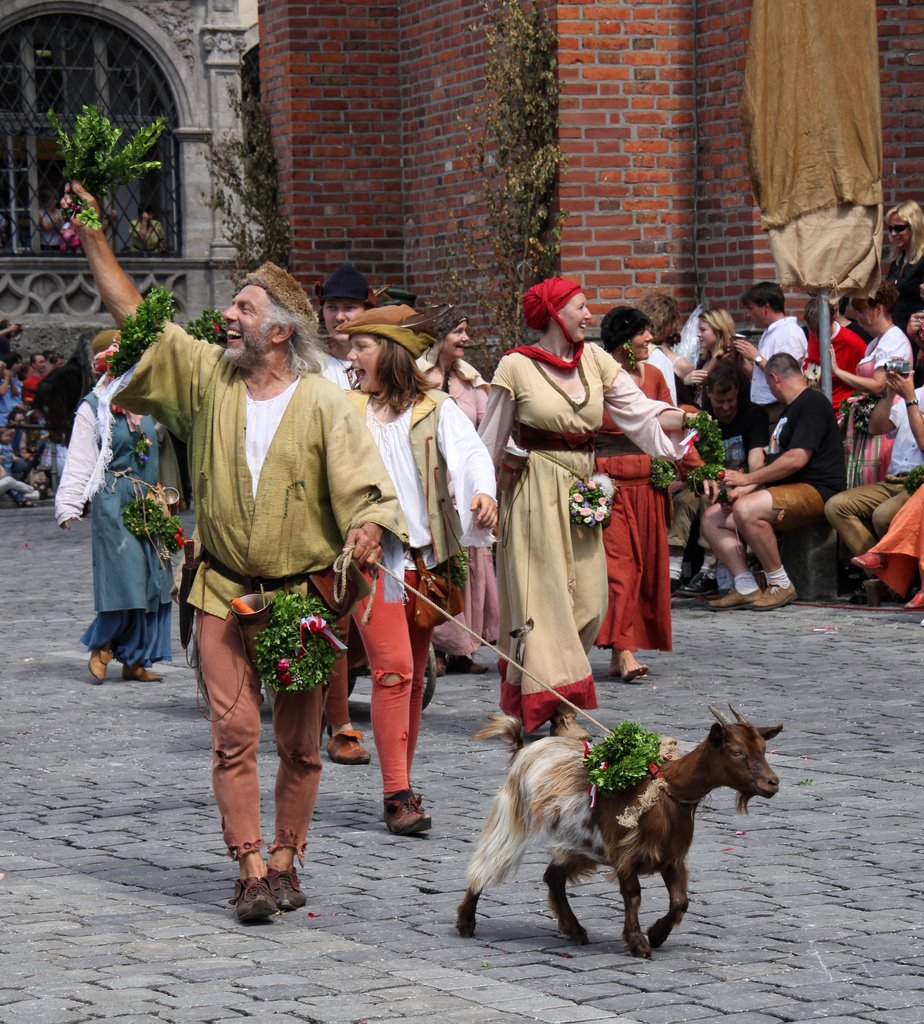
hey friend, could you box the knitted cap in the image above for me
[242,263,317,323]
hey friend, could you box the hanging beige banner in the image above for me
[741,0,882,294]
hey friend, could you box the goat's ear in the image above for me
[758,723,783,740]
[708,722,725,746]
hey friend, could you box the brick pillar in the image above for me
[258,1,405,286]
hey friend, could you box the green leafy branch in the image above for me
[449,0,567,351]
[685,411,727,494]
[108,286,175,378]
[48,105,164,229]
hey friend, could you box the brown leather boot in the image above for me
[122,663,164,682]
[88,647,113,682]
[326,728,371,765]
[549,705,590,741]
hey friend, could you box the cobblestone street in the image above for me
[2,506,922,1024]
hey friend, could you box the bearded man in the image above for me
[65,181,406,923]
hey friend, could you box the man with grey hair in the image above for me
[65,181,407,923]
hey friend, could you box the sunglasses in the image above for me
[888,224,909,233]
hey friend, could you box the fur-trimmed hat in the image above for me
[242,263,317,323]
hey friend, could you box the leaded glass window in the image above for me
[0,13,180,256]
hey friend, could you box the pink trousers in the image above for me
[197,612,324,861]
[355,570,434,795]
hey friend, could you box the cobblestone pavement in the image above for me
[2,506,923,1024]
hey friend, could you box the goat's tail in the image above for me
[465,770,531,894]
[474,714,525,762]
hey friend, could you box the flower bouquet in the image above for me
[122,496,184,561]
[569,474,614,528]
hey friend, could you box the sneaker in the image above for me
[749,583,797,611]
[677,568,719,598]
[708,587,762,611]
[384,791,432,835]
[229,876,278,921]
[266,867,306,912]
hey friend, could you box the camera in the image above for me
[886,358,912,376]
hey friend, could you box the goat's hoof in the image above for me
[561,925,589,945]
[456,916,476,938]
[627,939,653,958]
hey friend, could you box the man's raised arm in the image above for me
[64,182,143,327]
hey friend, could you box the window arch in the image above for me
[0,12,180,257]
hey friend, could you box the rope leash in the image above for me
[333,545,610,736]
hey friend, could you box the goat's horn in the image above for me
[729,705,748,723]
[709,705,733,726]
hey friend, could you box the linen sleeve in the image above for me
[115,322,220,440]
[478,384,517,468]
[602,371,683,460]
[438,397,497,548]
[54,401,99,525]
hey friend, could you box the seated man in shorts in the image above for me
[701,353,847,611]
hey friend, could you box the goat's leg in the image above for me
[543,860,591,944]
[646,862,689,949]
[456,886,481,937]
[618,871,652,958]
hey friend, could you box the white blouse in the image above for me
[365,398,496,568]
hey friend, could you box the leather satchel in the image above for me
[412,553,463,630]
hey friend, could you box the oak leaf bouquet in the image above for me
[47,104,165,229]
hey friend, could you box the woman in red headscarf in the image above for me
[478,277,691,737]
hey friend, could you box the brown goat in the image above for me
[456,706,782,958]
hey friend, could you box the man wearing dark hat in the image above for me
[317,263,374,390]
[314,263,379,764]
[65,180,406,923]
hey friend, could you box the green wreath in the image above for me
[186,308,228,346]
[253,591,342,694]
[583,720,664,793]
[684,409,727,494]
[649,458,676,492]
[904,465,924,495]
[108,286,175,378]
[122,497,184,560]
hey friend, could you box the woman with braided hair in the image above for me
[478,277,689,739]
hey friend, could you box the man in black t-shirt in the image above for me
[701,353,846,612]
[672,362,769,596]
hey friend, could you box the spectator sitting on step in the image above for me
[825,364,924,563]
[701,353,846,612]
[672,361,769,597]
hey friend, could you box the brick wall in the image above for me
[260,1,923,336]
[258,1,405,288]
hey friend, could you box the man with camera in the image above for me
[825,357,924,558]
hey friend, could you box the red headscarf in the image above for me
[508,277,585,369]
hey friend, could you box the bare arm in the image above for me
[723,448,811,488]
[64,182,142,326]
[867,392,898,436]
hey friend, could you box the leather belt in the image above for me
[201,548,307,592]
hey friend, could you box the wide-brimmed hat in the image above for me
[342,303,451,358]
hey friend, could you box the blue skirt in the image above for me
[80,603,172,669]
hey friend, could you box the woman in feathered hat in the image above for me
[343,305,497,835]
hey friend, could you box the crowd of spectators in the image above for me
[0,343,67,507]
